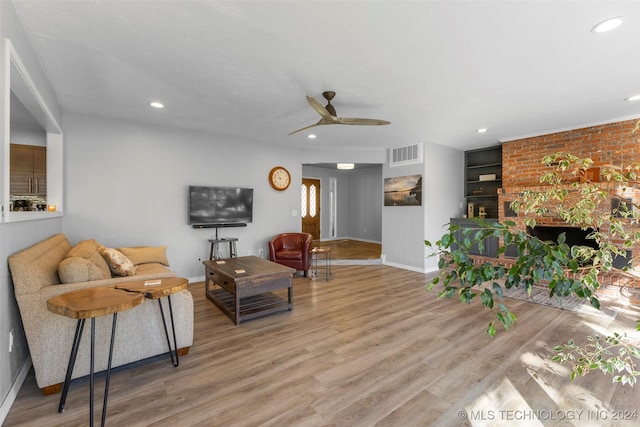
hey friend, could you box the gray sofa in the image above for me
[8,233,194,395]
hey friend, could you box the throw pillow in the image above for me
[65,239,111,279]
[99,247,137,276]
[58,257,107,284]
[118,246,170,266]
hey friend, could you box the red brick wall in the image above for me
[502,119,639,188]
[497,118,640,294]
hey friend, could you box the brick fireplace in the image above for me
[496,118,640,301]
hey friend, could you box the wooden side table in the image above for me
[311,247,332,280]
[116,277,188,367]
[47,287,145,427]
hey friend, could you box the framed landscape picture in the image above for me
[384,174,422,206]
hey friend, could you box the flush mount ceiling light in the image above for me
[591,16,624,33]
[337,163,354,170]
[476,128,488,133]
[625,94,640,102]
[307,134,317,139]
[149,101,164,109]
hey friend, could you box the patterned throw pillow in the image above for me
[99,247,137,276]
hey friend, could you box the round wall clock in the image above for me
[269,166,291,191]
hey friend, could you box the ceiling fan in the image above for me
[289,91,390,135]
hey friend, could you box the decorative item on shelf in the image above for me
[467,202,474,219]
[479,173,497,182]
[471,188,484,195]
[47,205,56,212]
[580,167,600,183]
[478,206,487,218]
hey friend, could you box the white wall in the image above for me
[0,1,63,422]
[381,161,426,271]
[423,142,465,272]
[62,113,463,279]
[62,112,303,281]
[347,166,382,242]
[382,141,464,272]
[9,126,46,147]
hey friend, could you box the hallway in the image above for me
[313,239,381,260]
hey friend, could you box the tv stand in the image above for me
[209,237,238,260]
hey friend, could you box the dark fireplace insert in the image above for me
[525,225,631,269]
[526,225,599,249]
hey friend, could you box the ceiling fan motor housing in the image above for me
[322,91,337,116]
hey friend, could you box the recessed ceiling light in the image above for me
[591,17,624,33]
[476,128,488,133]
[625,94,640,102]
[337,163,354,170]
[307,134,316,139]
[149,101,164,109]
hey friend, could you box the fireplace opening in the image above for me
[526,226,598,249]
[525,225,633,269]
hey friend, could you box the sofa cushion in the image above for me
[99,247,137,276]
[66,239,111,279]
[119,246,170,266]
[58,257,108,284]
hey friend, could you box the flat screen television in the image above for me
[188,186,253,227]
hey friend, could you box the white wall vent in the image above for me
[389,141,423,167]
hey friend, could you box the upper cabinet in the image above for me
[464,145,502,219]
[10,143,46,197]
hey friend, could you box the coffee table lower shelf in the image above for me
[206,288,292,324]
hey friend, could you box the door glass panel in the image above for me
[301,184,307,217]
[310,184,317,217]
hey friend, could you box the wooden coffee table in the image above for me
[116,277,188,367]
[203,256,295,325]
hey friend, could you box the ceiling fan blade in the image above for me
[306,95,333,119]
[289,120,330,135]
[289,92,389,135]
[336,117,391,126]
[288,123,320,136]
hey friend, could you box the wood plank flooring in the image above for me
[313,239,381,260]
[5,265,640,426]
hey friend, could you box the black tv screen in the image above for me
[188,186,253,227]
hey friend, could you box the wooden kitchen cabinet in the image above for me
[10,144,46,196]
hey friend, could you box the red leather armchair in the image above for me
[268,233,313,277]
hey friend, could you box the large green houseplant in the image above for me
[426,124,640,386]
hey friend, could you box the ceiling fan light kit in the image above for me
[289,91,390,135]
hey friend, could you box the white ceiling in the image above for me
[10,0,640,151]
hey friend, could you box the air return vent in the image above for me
[389,141,423,167]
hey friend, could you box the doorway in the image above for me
[301,178,320,240]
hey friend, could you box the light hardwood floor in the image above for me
[5,265,640,426]
[313,240,381,260]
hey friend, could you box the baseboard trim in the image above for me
[383,260,426,273]
[188,275,205,283]
[0,358,32,425]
